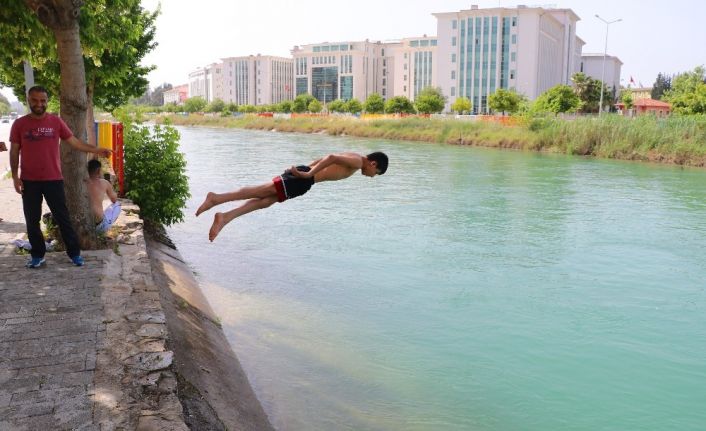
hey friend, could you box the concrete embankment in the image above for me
[0,169,272,429]
[145,228,273,431]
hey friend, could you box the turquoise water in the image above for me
[167,126,706,431]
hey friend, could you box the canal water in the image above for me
[166,126,706,431]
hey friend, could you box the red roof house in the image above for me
[617,98,671,117]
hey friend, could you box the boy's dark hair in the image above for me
[367,151,388,175]
[28,85,50,98]
[87,159,102,176]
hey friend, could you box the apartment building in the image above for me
[188,63,220,102]
[434,5,582,113]
[387,36,438,101]
[220,55,293,106]
[580,53,623,97]
[292,40,391,104]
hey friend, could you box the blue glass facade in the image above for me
[414,51,433,98]
[456,14,513,113]
[340,76,353,100]
[501,17,510,88]
[312,66,338,102]
[296,77,308,96]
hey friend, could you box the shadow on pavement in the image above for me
[0,220,26,235]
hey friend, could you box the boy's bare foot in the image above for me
[196,192,217,216]
[209,212,226,242]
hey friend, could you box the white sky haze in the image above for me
[137,0,705,90]
[2,0,704,102]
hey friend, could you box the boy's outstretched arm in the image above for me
[291,153,362,178]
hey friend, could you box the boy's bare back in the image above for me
[295,152,368,183]
[87,177,116,220]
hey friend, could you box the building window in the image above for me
[381,49,385,56]
[510,70,515,79]
[382,78,386,86]
[452,19,457,29]
[382,88,386,96]
[341,75,353,100]
[452,53,456,63]
[451,70,456,80]
[404,63,408,70]
[404,75,407,81]
[383,69,386,76]
[403,85,407,92]
[296,77,308,95]
[512,17,517,26]
[511,52,516,62]
[451,86,456,96]
[404,53,408,59]
[511,34,517,44]
[452,36,457,46]
[383,59,386,67]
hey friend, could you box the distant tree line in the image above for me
[136,65,706,117]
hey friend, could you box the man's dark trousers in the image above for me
[22,180,81,259]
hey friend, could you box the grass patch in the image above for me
[156,113,706,168]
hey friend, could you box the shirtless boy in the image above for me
[87,159,120,233]
[196,151,388,241]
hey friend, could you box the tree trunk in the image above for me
[26,0,98,250]
[86,80,96,147]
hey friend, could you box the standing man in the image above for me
[2,85,111,268]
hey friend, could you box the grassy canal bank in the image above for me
[155,113,706,168]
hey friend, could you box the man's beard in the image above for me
[30,105,46,115]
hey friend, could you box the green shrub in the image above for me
[123,122,190,226]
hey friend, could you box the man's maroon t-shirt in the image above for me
[10,114,73,181]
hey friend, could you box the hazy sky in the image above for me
[2,0,703,102]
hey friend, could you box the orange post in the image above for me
[111,123,125,197]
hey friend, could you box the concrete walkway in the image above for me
[0,253,105,430]
[0,173,188,430]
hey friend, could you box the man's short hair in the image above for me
[87,159,102,176]
[27,85,50,98]
[367,151,389,175]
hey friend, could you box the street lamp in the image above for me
[596,14,622,116]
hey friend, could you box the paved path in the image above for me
[0,171,107,430]
[0,172,188,430]
[0,253,106,431]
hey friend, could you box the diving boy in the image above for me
[196,151,388,241]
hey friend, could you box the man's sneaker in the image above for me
[26,257,46,269]
[71,255,84,267]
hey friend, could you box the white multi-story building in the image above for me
[434,5,583,113]
[220,55,293,106]
[580,53,623,98]
[387,36,438,101]
[188,63,220,102]
[292,40,391,104]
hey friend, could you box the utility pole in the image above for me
[596,15,621,116]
